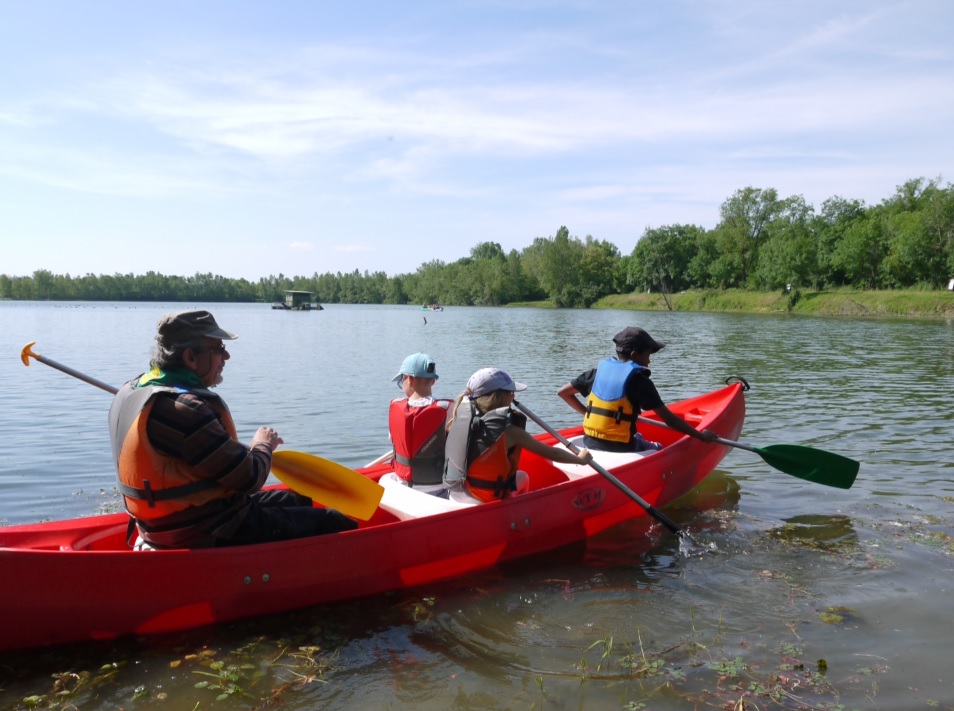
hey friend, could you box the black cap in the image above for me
[613,326,665,354]
[156,310,237,348]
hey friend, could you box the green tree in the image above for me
[685,230,720,289]
[712,187,783,287]
[754,196,817,290]
[406,260,448,306]
[628,225,701,303]
[880,178,954,287]
[831,210,888,288]
[921,183,954,280]
[577,236,621,307]
[521,226,586,306]
[470,241,505,261]
[815,196,868,287]
[33,269,55,299]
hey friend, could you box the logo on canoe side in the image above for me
[572,487,605,511]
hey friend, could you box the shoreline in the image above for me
[514,288,954,319]
[5,289,954,319]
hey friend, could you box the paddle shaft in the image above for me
[514,401,683,536]
[365,450,393,467]
[637,414,859,489]
[21,342,118,395]
[636,415,754,452]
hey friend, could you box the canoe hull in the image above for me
[0,383,744,653]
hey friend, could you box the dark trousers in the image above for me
[223,490,358,547]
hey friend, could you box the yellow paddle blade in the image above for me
[270,450,384,521]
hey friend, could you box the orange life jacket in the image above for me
[444,403,524,502]
[109,381,239,523]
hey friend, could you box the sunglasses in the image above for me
[198,343,228,355]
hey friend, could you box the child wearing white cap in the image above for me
[444,368,592,502]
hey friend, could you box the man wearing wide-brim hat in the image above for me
[557,326,716,453]
[108,309,357,549]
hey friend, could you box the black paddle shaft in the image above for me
[513,401,685,537]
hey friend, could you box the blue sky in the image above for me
[2,1,952,280]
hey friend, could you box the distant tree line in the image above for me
[3,178,952,307]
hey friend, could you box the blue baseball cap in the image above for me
[391,353,439,383]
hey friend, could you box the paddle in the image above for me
[365,450,393,467]
[21,341,118,394]
[636,416,859,489]
[271,451,383,521]
[21,341,384,518]
[513,400,685,538]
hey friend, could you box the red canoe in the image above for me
[0,382,744,653]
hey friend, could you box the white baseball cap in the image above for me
[466,368,527,397]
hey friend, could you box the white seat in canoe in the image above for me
[549,435,650,478]
[133,536,157,551]
[378,473,480,521]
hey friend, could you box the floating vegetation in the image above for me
[398,595,437,624]
[14,661,126,709]
[7,636,339,710]
[819,606,857,625]
[857,506,954,562]
[766,514,859,552]
[563,621,888,710]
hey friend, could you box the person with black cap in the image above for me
[557,327,716,453]
[108,309,357,549]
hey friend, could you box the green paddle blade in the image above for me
[755,444,859,489]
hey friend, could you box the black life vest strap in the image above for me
[586,404,635,424]
[466,474,517,494]
[117,477,220,508]
[125,516,138,547]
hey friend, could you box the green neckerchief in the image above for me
[137,366,204,390]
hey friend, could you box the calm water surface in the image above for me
[1,302,953,710]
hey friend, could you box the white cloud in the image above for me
[1,0,952,278]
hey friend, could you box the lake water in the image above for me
[1,301,953,710]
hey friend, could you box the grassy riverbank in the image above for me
[591,288,954,318]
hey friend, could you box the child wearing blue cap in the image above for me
[388,353,451,496]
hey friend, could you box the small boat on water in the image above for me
[272,290,323,310]
[0,382,745,653]
[420,304,443,311]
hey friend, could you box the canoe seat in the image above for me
[378,473,480,521]
[63,523,129,552]
[133,536,157,551]
[549,436,649,478]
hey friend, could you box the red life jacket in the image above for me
[388,398,451,486]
